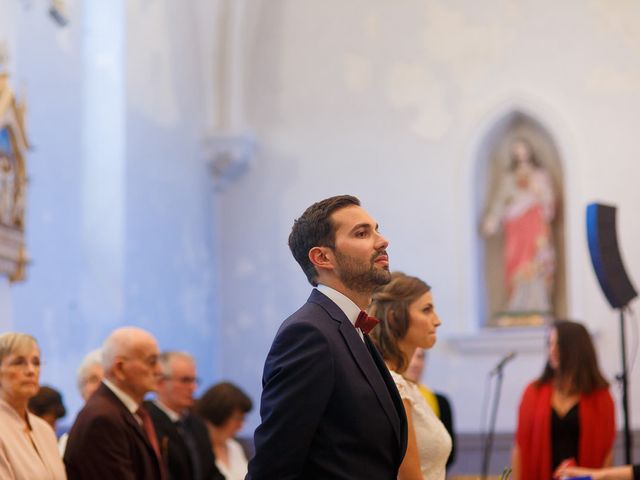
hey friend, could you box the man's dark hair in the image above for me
[288,195,361,286]
[196,382,252,427]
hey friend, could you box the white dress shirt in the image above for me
[316,284,364,341]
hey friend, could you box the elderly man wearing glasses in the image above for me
[64,326,166,480]
[145,351,224,480]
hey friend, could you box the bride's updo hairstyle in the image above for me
[369,271,431,373]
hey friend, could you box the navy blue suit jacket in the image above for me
[247,289,407,480]
[145,401,225,480]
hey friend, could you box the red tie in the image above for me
[355,311,379,334]
[136,406,162,462]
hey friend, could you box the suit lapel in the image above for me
[339,320,402,445]
[364,333,407,454]
[123,406,157,454]
[146,401,190,459]
[310,290,402,447]
[100,386,161,461]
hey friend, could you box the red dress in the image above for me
[515,381,615,480]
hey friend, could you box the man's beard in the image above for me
[334,249,391,293]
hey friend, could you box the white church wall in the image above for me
[217,0,640,440]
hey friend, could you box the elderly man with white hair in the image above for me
[58,348,104,456]
[76,348,103,402]
[64,326,166,480]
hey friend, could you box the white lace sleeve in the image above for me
[389,371,451,480]
[389,370,415,405]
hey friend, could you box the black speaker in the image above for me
[586,203,637,309]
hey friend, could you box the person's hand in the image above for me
[554,465,599,480]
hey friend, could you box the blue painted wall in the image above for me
[4,0,220,427]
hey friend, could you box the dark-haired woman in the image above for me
[370,272,451,480]
[512,320,615,480]
[197,382,252,480]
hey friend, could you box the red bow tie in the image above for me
[355,311,379,335]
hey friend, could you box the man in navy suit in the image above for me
[145,351,225,480]
[247,195,408,480]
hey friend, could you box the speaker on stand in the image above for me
[586,203,637,464]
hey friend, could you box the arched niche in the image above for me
[474,110,567,327]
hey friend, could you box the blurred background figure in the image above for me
[512,320,615,480]
[28,385,67,432]
[146,351,224,480]
[370,271,451,480]
[0,332,67,479]
[76,349,103,402]
[197,382,253,480]
[557,463,640,480]
[404,347,456,469]
[59,348,104,455]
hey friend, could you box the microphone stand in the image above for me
[482,365,505,480]
[618,307,633,464]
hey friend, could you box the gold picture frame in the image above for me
[0,73,29,281]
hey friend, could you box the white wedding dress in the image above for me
[390,371,452,480]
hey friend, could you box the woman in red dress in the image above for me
[512,320,615,480]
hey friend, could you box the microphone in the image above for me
[490,351,516,376]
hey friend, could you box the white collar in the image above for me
[153,399,182,422]
[316,284,363,339]
[102,378,140,415]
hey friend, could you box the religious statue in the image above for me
[482,138,556,318]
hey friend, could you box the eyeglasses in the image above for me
[3,356,42,369]
[120,355,159,368]
[164,375,201,386]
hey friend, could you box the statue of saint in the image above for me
[482,138,556,316]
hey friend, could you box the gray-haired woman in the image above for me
[0,332,67,479]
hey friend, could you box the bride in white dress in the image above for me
[370,272,452,480]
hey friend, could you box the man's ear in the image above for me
[309,246,334,272]
[112,358,126,382]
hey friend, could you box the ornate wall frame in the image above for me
[0,73,29,281]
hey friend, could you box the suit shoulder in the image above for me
[144,401,167,419]
[29,413,59,441]
[272,308,336,353]
[279,300,336,334]
[73,394,128,432]
[145,402,174,428]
